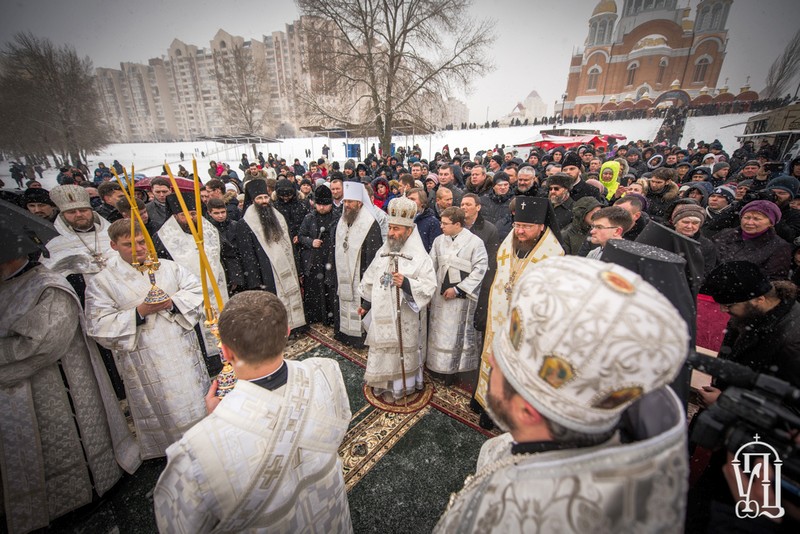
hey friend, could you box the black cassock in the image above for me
[298,209,340,325]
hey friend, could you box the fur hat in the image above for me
[22,188,56,208]
[386,196,417,227]
[50,185,90,212]
[492,256,688,433]
[701,261,772,305]
[546,173,573,190]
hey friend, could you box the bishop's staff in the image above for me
[381,250,412,406]
[164,161,237,397]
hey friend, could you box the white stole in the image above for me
[243,206,306,330]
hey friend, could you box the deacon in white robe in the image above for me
[234,179,306,331]
[0,258,141,534]
[360,197,436,400]
[154,290,352,533]
[334,181,383,347]
[427,207,488,378]
[85,222,210,459]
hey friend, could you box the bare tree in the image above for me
[762,29,800,99]
[296,0,494,154]
[213,43,270,154]
[0,32,108,165]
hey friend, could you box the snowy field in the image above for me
[1,114,754,192]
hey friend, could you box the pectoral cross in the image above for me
[497,250,511,267]
[92,253,107,268]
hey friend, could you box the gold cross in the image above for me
[497,249,510,267]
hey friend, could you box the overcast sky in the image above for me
[1,0,796,122]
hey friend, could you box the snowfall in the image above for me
[1,112,757,192]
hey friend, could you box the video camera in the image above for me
[688,352,800,504]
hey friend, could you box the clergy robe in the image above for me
[154,216,241,362]
[235,205,306,331]
[334,206,383,345]
[85,255,210,460]
[40,212,112,307]
[154,358,353,533]
[38,211,125,399]
[473,228,564,408]
[427,229,488,374]
[360,228,436,396]
[434,387,689,534]
[153,216,233,303]
[298,208,339,325]
[0,264,140,534]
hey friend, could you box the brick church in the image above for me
[563,0,733,119]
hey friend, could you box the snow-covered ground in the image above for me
[681,113,758,154]
[1,114,754,192]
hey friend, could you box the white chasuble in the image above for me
[243,206,306,330]
[427,229,488,374]
[85,255,210,459]
[473,228,564,408]
[434,388,689,534]
[335,206,375,337]
[154,358,353,533]
[0,265,140,534]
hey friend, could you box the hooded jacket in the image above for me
[560,196,602,255]
[598,161,621,200]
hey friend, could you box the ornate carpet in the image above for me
[28,326,496,534]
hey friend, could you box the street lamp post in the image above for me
[559,93,568,125]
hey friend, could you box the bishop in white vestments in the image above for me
[85,221,210,459]
[359,197,436,401]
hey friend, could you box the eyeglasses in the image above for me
[440,221,454,227]
[590,224,620,231]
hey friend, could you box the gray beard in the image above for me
[485,390,513,433]
[387,237,404,253]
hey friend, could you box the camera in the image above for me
[688,352,800,505]
[763,161,785,174]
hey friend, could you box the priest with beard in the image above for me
[298,184,339,326]
[358,196,437,402]
[471,196,565,428]
[334,181,383,348]
[234,179,306,333]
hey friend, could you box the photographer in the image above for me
[698,261,800,408]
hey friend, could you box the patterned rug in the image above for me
[25,326,495,534]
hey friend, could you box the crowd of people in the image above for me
[3,132,800,532]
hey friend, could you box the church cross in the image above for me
[498,249,511,267]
